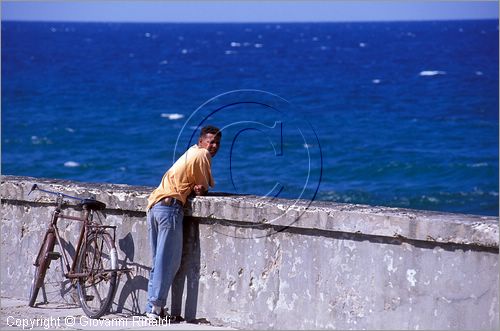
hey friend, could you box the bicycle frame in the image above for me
[29,184,129,318]
[32,189,117,282]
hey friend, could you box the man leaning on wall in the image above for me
[144,125,222,320]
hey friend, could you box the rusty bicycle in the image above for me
[28,184,123,318]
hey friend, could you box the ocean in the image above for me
[2,20,498,216]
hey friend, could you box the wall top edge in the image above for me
[2,175,498,248]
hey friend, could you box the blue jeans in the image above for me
[145,202,184,312]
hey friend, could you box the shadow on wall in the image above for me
[115,232,148,315]
[41,237,80,305]
[172,216,201,322]
[114,218,202,322]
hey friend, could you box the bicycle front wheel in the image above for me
[76,231,118,318]
[29,231,56,307]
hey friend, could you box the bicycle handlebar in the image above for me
[28,184,85,202]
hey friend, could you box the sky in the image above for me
[1,1,498,23]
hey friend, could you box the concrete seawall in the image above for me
[1,175,498,330]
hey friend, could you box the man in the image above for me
[145,125,221,319]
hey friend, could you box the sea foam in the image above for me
[419,70,446,76]
[161,113,184,120]
[64,161,80,167]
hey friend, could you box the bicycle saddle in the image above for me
[80,199,106,211]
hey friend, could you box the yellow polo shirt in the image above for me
[147,145,215,210]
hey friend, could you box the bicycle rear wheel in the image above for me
[28,231,56,307]
[76,231,118,318]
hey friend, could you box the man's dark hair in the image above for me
[200,125,221,139]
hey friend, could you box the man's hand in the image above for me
[193,185,207,196]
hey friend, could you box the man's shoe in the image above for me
[146,305,162,319]
[146,311,160,319]
[146,313,160,320]
[169,315,185,323]
[160,307,167,319]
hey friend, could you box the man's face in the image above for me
[198,133,221,157]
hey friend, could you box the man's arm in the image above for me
[191,151,214,196]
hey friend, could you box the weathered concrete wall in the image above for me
[1,175,498,330]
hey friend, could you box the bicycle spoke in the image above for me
[89,283,104,305]
[76,232,117,318]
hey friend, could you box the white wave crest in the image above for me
[423,196,439,203]
[64,161,80,168]
[468,162,488,168]
[419,70,446,76]
[31,136,52,144]
[161,113,184,120]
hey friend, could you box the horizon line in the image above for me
[2,17,498,24]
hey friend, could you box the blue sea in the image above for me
[2,20,498,216]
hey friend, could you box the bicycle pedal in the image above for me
[46,252,61,260]
[84,295,94,302]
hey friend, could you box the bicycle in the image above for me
[27,184,123,318]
